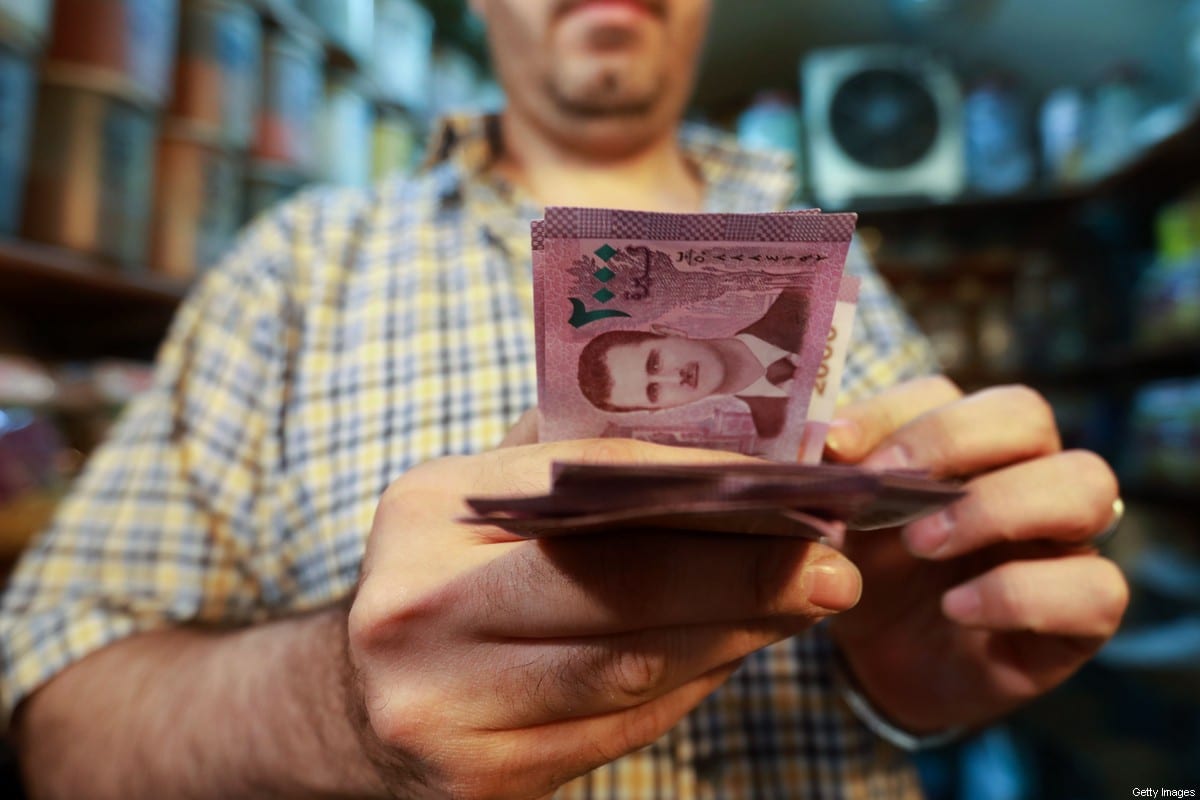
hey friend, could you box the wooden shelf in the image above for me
[1025,343,1200,389]
[0,238,189,309]
[948,343,1200,391]
[0,238,188,359]
[1124,483,1200,514]
[848,104,1200,221]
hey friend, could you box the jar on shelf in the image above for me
[170,0,262,149]
[1085,63,1147,179]
[151,119,243,279]
[317,69,373,187]
[45,0,180,107]
[22,69,158,268]
[372,104,420,180]
[0,0,52,50]
[296,0,372,61]
[1039,87,1088,186]
[0,39,34,235]
[252,28,324,172]
[963,73,1035,195]
[371,0,433,113]
[735,91,802,182]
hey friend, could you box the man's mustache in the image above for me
[553,0,667,21]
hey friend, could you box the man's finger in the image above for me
[826,375,962,462]
[458,535,860,638]
[499,408,540,448]
[857,385,1062,478]
[941,555,1129,638]
[903,450,1119,558]
[485,623,803,729]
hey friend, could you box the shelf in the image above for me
[0,238,187,359]
[945,343,1200,392]
[0,238,189,309]
[1124,483,1200,514]
[1025,343,1200,389]
[847,104,1200,221]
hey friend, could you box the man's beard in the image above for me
[546,69,663,119]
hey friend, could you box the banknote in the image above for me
[533,207,859,462]
[464,461,966,538]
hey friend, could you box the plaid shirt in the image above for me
[1,115,936,798]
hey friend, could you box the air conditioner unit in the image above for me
[802,46,965,208]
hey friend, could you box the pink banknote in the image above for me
[533,207,858,462]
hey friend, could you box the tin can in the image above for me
[171,0,262,148]
[151,121,243,279]
[318,70,372,186]
[371,104,418,180]
[252,28,323,171]
[0,0,52,50]
[46,0,179,107]
[0,42,34,235]
[23,72,158,267]
[296,0,372,61]
[371,0,432,112]
[243,159,308,223]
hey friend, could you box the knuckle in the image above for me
[566,437,643,465]
[1054,451,1120,536]
[922,373,962,401]
[608,646,670,702]
[1093,560,1130,631]
[987,567,1037,629]
[1006,384,1059,443]
[750,542,800,614]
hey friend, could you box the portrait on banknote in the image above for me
[533,207,857,461]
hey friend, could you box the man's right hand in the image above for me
[346,439,862,800]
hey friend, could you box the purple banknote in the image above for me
[533,207,858,462]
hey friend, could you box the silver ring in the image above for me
[1089,497,1125,549]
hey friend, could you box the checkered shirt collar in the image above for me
[422,112,800,215]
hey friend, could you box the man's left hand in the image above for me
[825,376,1128,734]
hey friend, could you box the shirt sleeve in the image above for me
[0,205,304,723]
[839,237,941,403]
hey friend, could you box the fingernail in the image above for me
[808,555,862,612]
[825,419,860,456]
[904,509,955,557]
[942,584,982,624]
[863,444,912,471]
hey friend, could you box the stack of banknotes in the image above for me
[465,207,963,539]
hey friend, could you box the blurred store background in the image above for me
[1,0,1199,797]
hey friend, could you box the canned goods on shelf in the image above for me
[371,104,419,180]
[243,159,309,223]
[0,41,34,235]
[23,72,158,267]
[171,0,262,149]
[371,0,432,112]
[318,70,373,186]
[46,0,180,107]
[0,0,52,51]
[296,0,372,61]
[252,28,323,172]
[152,120,243,279]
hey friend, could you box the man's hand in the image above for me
[825,376,1128,734]
[347,436,862,800]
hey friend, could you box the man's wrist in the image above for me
[832,646,965,752]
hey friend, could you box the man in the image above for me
[1,1,1126,799]
[577,288,810,437]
